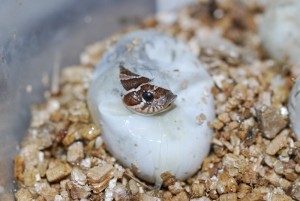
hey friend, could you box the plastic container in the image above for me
[0,1,154,199]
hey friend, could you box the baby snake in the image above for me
[119,63,177,115]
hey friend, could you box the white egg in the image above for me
[259,0,300,65]
[288,77,300,138]
[88,30,215,185]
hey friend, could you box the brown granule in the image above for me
[46,162,72,183]
[13,0,300,200]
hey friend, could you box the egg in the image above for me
[88,30,215,185]
[288,77,300,138]
[259,0,300,66]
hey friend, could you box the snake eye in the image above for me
[142,91,154,102]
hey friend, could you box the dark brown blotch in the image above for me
[119,65,151,90]
[122,91,141,106]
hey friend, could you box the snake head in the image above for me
[119,64,177,115]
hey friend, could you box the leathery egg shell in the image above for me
[289,77,300,138]
[259,0,300,66]
[88,30,215,185]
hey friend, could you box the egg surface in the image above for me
[259,0,300,65]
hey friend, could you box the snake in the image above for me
[119,63,177,115]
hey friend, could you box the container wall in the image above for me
[0,0,154,200]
